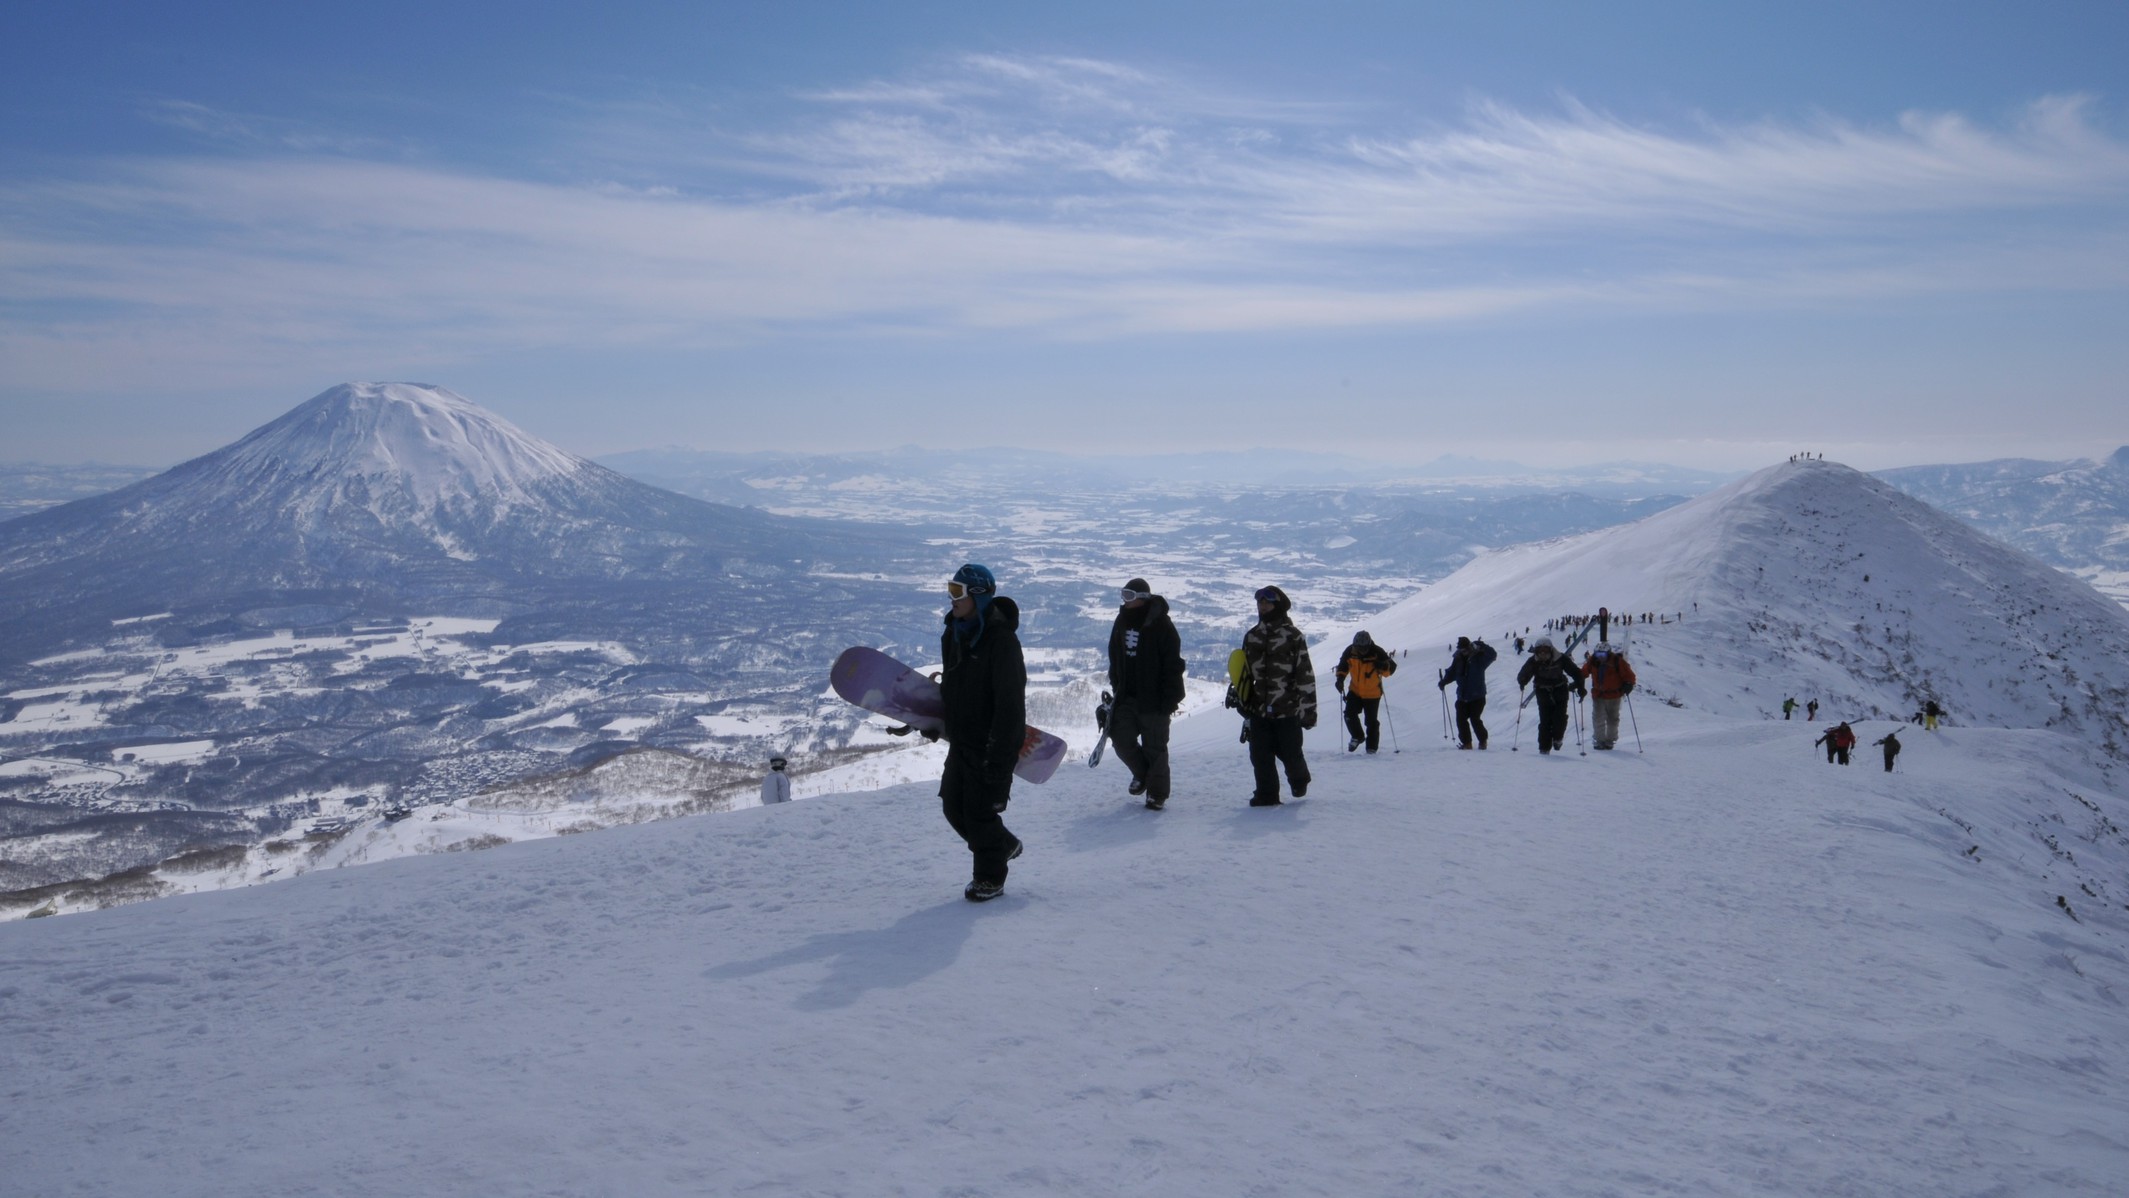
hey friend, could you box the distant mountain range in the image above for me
[1876,448,2129,603]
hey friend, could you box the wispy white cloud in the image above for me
[4,57,2129,391]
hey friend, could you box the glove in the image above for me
[1335,681,1345,695]
[1301,711,1317,731]
[921,727,941,742]
[1573,686,1587,699]
[986,780,1012,813]
[1620,682,1634,696]
[1223,686,1239,710]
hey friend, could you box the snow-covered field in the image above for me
[5,458,2129,1194]
[4,690,2125,1195]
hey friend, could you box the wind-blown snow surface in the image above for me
[5,705,2127,1195]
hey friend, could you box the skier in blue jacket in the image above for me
[1437,636,1499,749]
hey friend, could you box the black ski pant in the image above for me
[1881,749,1897,772]
[1107,701,1172,800]
[1246,715,1310,801]
[1342,694,1381,751]
[1535,687,1571,752]
[1454,697,1488,748]
[1834,747,1851,766]
[939,752,1017,884]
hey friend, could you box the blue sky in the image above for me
[4,1,2127,469]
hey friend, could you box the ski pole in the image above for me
[1384,690,1401,754]
[1511,688,1527,751]
[1574,694,1586,756]
[1626,692,1643,753]
[1439,677,1451,741]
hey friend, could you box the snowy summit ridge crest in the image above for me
[216,382,585,512]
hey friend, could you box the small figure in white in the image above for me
[760,755,792,805]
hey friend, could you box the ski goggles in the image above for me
[1120,586,1150,604]
[946,580,980,600]
[1253,586,1282,603]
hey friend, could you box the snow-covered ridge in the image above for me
[1315,457,2129,752]
[212,382,586,509]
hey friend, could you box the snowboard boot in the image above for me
[1007,837,1024,862]
[1249,795,1281,807]
[1144,796,1165,811]
[1347,736,1363,753]
[1128,777,1147,796]
[1290,781,1308,798]
[965,879,1004,902]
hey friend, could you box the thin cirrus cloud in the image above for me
[4,54,2128,390]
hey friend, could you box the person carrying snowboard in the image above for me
[1873,730,1901,772]
[760,755,791,805]
[939,564,1026,902]
[1240,585,1316,806]
[1335,630,1397,753]
[1581,644,1637,751]
[1106,577,1186,809]
[1438,636,1498,750]
[1515,637,1584,755]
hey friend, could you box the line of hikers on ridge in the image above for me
[1800,698,1943,774]
[898,566,1651,901]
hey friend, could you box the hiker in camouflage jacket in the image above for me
[1241,585,1316,805]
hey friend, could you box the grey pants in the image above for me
[1591,697,1621,747]
[1107,702,1172,800]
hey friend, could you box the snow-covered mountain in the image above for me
[0,383,909,661]
[1878,446,2129,607]
[6,455,2127,1193]
[1322,457,2129,755]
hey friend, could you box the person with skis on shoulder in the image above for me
[1335,630,1397,754]
[1581,643,1637,750]
[1107,577,1186,809]
[1873,729,1901,772]
[1438,635,1498,749]
[1240,585,1316,806]
[1515,636,1584,755]
[1814,720,1856,765]
[1806,698,1819,721]
[760,755,791,805]
[938,564,1026,902]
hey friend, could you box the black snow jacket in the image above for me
[1108,594,1186,712]
[1516,650,1585,694]
[940,596,1028,788]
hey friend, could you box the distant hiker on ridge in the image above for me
[1873,730,1901,773]
[1335,630,1397,754]
[1923,700,1942,731]
[760,755,791,805]
[1782,696,1797,720]
[1239,585,1316,806]
[1438,636,1498,750]
[1106,577,1186,810]
[1806,698,1819,721]
[1515,637,1584,756]
[1581,643,1637,751]
[938,564,1026,902]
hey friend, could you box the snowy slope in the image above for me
[4,705,2126,1195]
[1316,458,2129,752]
[6,456,2129,1194]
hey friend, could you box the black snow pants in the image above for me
[940,752,1017,884]
[1535,686,1571,753]
[1454,698,1488,748]
[1342,694,1381,751]
[1246,715,1310,801]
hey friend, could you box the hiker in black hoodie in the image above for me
[1514,636,1584,755]
[1107,577,1187,809]
[939,563,1025,902]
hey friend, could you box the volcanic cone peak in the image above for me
[212,382,586,511]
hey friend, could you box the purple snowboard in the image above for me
[830,646,1066,784]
